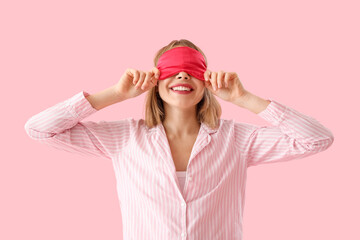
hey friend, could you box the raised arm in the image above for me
[233,91,334,167]
[24,86,132,160]
[85,85,126,110]
[24,68,161,160]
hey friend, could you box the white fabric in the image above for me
[176,171,187,193]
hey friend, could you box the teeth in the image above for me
[171,86,192,91]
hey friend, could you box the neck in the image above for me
[162,105,200,139]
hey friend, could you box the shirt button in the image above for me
[181,232,187,237]
[188,176,192,181]
[181,202,186,207]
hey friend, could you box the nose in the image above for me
[176,72,190,79]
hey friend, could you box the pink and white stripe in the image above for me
[25,91,334,239]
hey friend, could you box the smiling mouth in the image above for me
[170,88,194,94]
[170,88,194,91]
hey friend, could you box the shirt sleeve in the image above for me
[234,99,334,167]
[24,91,132,160]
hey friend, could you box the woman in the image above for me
[24,39,334,240]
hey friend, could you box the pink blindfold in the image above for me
[156,46,207,81]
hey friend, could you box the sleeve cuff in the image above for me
[66,91,98,120]
[257,98,288,126]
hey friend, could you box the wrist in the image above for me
[112,85,127,102]
[231,90,251,108]
[232,91,271,114]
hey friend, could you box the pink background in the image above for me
[1,0,358,239]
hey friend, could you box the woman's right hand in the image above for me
[115,67,160,100]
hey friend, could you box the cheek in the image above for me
[158,79,170,88]
[197,85,206,94]
[157,83,165,91]
[195,89,205,100]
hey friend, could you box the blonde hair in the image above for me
[144,39,222,130]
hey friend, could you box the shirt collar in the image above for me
[146,120,219,136]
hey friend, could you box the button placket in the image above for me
[181,201,187,239]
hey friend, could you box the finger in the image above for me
[135,71,146,89]
[205,79,213,91]
[147,72,158,89]
[204,69,211,81]
[209,72,217,91]
[133,70,140,85]
[151,74,158,86]
[224,72,230,88]
[151,67,159,86]
[217,70,224,88]
[127,68,134,83]
[127,68,134,79]
[152,66,161,79]
[141,72,153,90]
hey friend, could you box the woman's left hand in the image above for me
[204,70,248,102]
